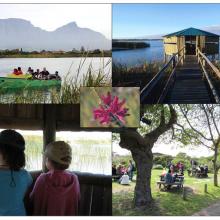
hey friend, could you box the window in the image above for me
[0,129,111,175]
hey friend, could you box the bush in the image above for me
[153,164,164,170]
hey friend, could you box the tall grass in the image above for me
[0,55,111,104]
[24,134,111,175]
[112,61,165,88]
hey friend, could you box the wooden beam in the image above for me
[42,105,57,171]
[0,117,43,130]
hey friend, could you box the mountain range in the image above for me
[0,18,110,51]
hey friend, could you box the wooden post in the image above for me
[204,184,208,193]
[164,53,167,63]
[182,187,187,200]
[172,55,176,69]
[43,104,56,172]
[202,58,206,68]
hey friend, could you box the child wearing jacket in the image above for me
[30,141,80,216]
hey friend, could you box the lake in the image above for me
[0,57,111,81]
[113,40,164,66]
[113,40,220,67]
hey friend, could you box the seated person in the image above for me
[112,164,117,176]
[17,67,23,75]
[27,67,33,74]
[119,172,130,185]
[55,71,61,80]
[164,170,174,184]
[13,68,18,75]
[40,67,50,77]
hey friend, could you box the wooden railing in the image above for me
[140,46,185,103]
[196,48,220,103]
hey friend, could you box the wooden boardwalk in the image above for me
[165,55,212,103]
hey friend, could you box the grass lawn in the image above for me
[113,169,220,216]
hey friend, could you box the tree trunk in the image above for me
[132,150,153,207]
[213,161,219,186]
[213,146,218,187]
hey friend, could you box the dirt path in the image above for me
[193,200,220,216]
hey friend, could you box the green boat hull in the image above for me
[0,77,61,93]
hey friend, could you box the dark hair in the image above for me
[0,144,25,171]
[48,158,70,170]
[18,67,21,71]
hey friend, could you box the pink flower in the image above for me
[93,92,129,126]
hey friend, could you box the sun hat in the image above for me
[44,141,72,165]
[0,129,25,151]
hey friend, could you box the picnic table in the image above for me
[157,174,184,190]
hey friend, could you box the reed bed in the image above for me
[0,55,111,104]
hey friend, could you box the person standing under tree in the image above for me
[128,160,135,181]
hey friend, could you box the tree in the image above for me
[118,105,177,207]
[175,104,220,186]
[80,46,85,53]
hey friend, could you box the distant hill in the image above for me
[0,18,111,51]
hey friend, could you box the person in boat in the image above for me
[0,130,33,216]
[27,67,34,74]
[17,67,23,75]
[13,68,19,75]
[30,141,80,216]
[32,69,40,79]
[40,67,49,77]
[48,71,61,80]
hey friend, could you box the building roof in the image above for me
[163,27,219,37]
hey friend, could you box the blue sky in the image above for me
[113,4,220,38]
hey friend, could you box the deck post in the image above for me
[202,58,206,68]
[164,53,167,63]
[182,187,187,200]
[43,105,56,172]
[172,54,176,68]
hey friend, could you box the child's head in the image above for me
[44,141,72,171]
[0,129,25,171]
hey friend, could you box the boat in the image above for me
[7,73,33,79]
[0,76,61,93]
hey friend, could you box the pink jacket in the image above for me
[30,170,80,216]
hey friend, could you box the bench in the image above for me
[157,180,184,190]
[112,174,121,181]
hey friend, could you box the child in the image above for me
[30,141,80,216]
[0,129,32,216]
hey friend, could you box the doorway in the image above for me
[185,36,196,55]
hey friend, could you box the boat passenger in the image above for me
[0,130,33,216]
[34,69,40,78]
[13,68,18,75]
[27,67,33,74]
[55,71,61,80]
[17,67,23,75]
[30,141,80,216]
[40,67,49,76]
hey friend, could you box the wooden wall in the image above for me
[0,104,80,131]
[28,171,112,216]
[163,36,178,55]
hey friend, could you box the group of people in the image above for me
[12,67,61,80]
[189,160,209,177]
[112,160,136,185]
[0,129,80,216]
[160,162,185,187]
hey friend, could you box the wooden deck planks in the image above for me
[165,55,212,103]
